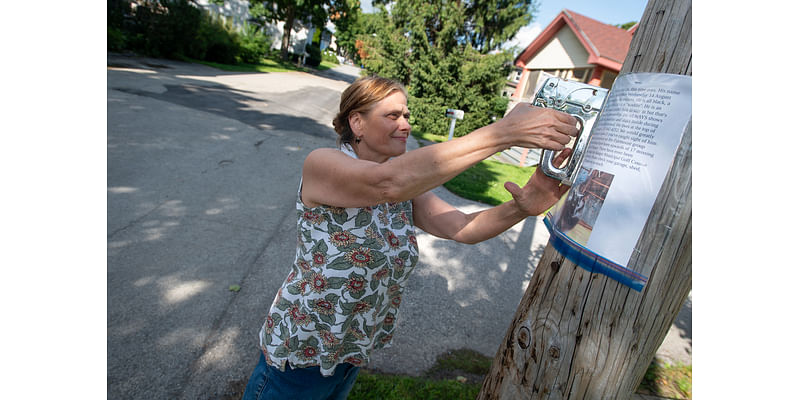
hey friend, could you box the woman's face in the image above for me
[353,91,411,163]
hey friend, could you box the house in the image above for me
[505,9,637,107]
[498,10,636,167]
[196,0,332,56]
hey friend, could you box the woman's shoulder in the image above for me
[306,147,339,159]
[303,145,368,178]
[304,146,354,165]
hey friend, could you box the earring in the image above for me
[355,137,362,144]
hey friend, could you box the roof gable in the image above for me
[515,9,634,71]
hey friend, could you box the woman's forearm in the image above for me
[448,201,528,245]
[412,191,531,245]
[374,125,510,203]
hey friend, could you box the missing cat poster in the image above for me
[544,73,692,291]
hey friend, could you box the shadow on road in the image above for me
[306,66,363,84]
[115,83,338,140]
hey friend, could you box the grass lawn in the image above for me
[411,129,448,144]
[186,53,342,74]
[348,349,487,400]
[188,56,303,73]
[637,360,692,399]
[411,131,539,208]
[349,370,480,400]
[444,159,537,207]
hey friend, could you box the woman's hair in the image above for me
[333,75,407,146]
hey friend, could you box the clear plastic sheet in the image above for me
[540,73,692,291]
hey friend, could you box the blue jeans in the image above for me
[242,352,360,400]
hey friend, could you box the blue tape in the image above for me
[543,217,646,292]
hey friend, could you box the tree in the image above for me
[464,0,538,53]
[331,4,386,64]
[355,0,523,137]
[249,0,332,60]
[368,0,536,54]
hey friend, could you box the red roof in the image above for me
[515,9,635,72]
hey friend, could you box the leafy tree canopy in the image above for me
[374,0,537,54]
[350,0,538,137]
[249,0,352,60]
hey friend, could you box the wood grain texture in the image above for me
[478,0,691,398]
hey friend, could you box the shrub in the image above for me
[108,26,126,52]
[305,44,322,67]
[237,25,271,64]
[148,0,204,59]
[194,13,240,64]
[322,50,339,65]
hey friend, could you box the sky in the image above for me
[360,0,649,51]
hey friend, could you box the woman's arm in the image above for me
[412,149,572,244]
[302,104,577,208]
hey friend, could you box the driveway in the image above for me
[107,54,691,399]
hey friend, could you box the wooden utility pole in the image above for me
[478,0,691,398]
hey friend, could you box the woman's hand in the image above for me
[493,103,579,150]
[504,148,573,216]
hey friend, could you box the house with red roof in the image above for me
[497,10,637,166]
[504,9,637,104]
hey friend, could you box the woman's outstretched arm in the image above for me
[302,104,577,209]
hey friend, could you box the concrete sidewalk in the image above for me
[106,54,690,399]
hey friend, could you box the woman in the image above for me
[242,76,577,399]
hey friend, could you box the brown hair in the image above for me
[332,75,407,146]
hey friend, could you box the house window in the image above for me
[570,68,593,83]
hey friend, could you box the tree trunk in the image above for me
[281,5,296,61]
[477,0,691,398]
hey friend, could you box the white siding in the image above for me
[196,0,313,54]
[195,0,251,28]
[525,28,591,70]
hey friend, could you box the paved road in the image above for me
[107,54,691,399]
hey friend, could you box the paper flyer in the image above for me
[544,73,692,290]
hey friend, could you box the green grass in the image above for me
[187,53,344,74]
[348,349,487,400]
[411,129,448,144]
[318,60,340,71]
[349,370,481,400]
[185,54,309,73]
[444,159,537,206]
[426,348,493,376]
[637,360,692,399]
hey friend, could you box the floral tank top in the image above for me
[258,144,419,376]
